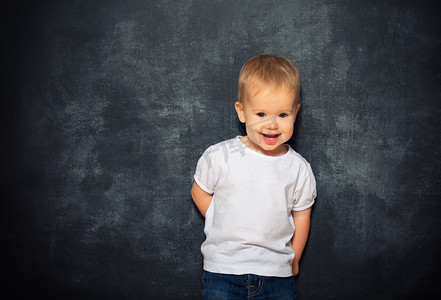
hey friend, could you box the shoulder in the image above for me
[287,148,310,166]
[215,136,241,148]
[198,137,240,163]
[286,148,315,176]
[202,137,239,154]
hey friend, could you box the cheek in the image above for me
[281,120,295,133]
[245,115,264,129]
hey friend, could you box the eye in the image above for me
[256,112,266,117]
[279,113,289,118]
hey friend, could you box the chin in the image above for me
[260,143,283,152]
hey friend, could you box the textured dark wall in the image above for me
[2,0,440,299]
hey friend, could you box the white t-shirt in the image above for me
[194,136,317,277]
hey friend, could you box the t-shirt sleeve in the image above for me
[194,146,218,194]
[293,162,317,211]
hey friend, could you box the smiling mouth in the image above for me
[261,133,281,145]
[262,133,280,139]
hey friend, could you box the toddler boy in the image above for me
[191,54,317,299]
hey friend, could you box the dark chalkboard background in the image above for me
[2,0,440,299]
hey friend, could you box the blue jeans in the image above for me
[202,271,297,299]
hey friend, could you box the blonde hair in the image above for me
[237,54,300,104]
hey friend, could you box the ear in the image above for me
[293,103,301,123]
[295,103,301,114]
[235,101,246,123]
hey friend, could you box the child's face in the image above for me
[235,87,300,156]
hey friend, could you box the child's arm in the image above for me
[191,181,213,217]
[291,207,312,276]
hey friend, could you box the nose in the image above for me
[267,116,278,129]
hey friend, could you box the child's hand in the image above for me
[292,261,299,276]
